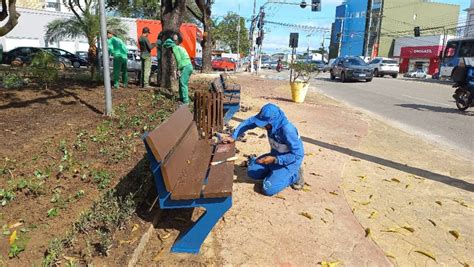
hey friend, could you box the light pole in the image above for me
[98,0,112,115]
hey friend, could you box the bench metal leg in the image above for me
[171,196,232,254]
[223,104,240,123]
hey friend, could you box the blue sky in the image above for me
[212,0,471,54]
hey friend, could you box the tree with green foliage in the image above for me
[213,12,250,56]
[106,0,161,19]
[45,0,128,79]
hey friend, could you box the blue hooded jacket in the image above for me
[232,103,304,168]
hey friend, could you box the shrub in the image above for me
[289,62,319,83]
[2,73,24,89]
[29,51,59,89]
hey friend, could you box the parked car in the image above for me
[403,69,428,79]
[75,51,88,61]
[192,57,202,70]
[330,56,374,82]
[261,59,271,69]
[44,47,89,68]
[310,60,325,72]
[369,57,399,78]
[212,57,236,71]
[2,47,71,69]
[323,58,336,72]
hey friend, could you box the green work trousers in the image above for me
[179,64,193,104]
[141,56,152,87]
[113,56,128,88]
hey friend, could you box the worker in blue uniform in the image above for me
[222,103,305,196]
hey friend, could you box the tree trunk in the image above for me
[201,15,213,73]
[88,42,97,80]
[159,0,187,92]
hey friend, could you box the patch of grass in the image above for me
[73,130,89,152]
[92,170,112,190]
[0,188,16,206]
[47,208,59,218]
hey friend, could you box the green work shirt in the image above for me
[138,35,155,58]
[172,46,192,70]
[107,36,128,59]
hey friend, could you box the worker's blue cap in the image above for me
[252,103,279,127]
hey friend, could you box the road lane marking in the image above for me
[401,94,451,107]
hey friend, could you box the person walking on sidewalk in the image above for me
[138,27,155,88]
[222,103,305,196]
[107,30,128,89]
[163,34,193,104]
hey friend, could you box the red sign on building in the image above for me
[400,45,444,58]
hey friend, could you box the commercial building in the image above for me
[393,35,454,75]
[330,0,460,59]
[465,0,474,37]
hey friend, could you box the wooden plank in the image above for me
[211,78,224,93]
[203,143,235,198]
[161,123,199,192]
[171,140,212,200]
[224,94,240,104]
[145,106,193,162]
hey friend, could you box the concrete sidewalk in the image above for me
[141,73,472,266]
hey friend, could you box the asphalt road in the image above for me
[259,69,474,156]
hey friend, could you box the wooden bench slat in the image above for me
[161,123,199,192]
[211,78,224,93]
[203,144,235,198]
[146,106,193,162]
[224,94,240,104]
[171,140,213,200]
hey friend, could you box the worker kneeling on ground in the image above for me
[222,103,305,196]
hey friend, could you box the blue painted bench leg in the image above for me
[171,197,232,254]
[223,104,240,123]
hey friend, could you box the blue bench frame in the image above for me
[219,75,241,123]
[143,133,232,254]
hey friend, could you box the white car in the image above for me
[404,69,428,79]
[369,57,399,78]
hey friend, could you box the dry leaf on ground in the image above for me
[299,212,313,220]
[9,230,17,245]
[365,228,371,237]
[449,230,460,240]
[414,250,437,262]
[319,260,340,267]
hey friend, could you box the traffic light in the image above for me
[300,1,307,8]
[289,33,299,48]
[311,0,321,12]
[414,26,420,37]
[257,11,265,29]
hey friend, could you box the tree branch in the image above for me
[0,0,7,21]
[0,0,20,36]
[67,0,84,25]
[186,5,203,22]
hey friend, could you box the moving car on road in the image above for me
[44,47,89,68]
[330,56,374,82]
[369,57,399,78]
[310,60,325,72]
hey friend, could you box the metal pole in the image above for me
[250,0,256,73]
[98,0,112,115]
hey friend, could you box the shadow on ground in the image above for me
[396,103,474,116]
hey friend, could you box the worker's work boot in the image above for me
[291,168,305,190]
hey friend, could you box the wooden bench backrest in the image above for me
[145,106,195,191]
[211,78,224,93]
[220,73,229,89]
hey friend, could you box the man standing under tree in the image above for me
[138,27,155,88]
[163,34,193,105]
[107,30,128,89]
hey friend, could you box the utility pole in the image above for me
[338,18,344,57]
[98,0,112,115]
[250,0,257,73]
[237,4,241,71]
[364,0,373,58]
[373,0,384,58]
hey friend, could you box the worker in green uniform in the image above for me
[107,30,128,89]
[138,27,155,88]
[163,34,193,104]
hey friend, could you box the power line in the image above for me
[264,20,330,32]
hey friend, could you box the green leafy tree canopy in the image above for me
[212,12,249,55]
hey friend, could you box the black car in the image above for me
[44,47,89,68]
[2,47,72,68]
[330,56,373,82]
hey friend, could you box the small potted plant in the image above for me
[289,61,318,103]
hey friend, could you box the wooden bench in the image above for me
[211,76,241,123]
[220,73,241,93]
[143,106,235,253]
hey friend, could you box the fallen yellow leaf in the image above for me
[8,222,23,229]
[329,191,338,196]
[274,194,286,200]
[382,228,400,233]
[435,201,442,206]
[131,224,139,233]
[368,211,378,219]
[391,178,401,183]
[449,230,460,240]
[9,230,17,245]
[299,212,313,220]
[302,186,311,192]
[319,260,340,267]
[414,250,436,262]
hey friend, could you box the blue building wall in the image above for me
[339,0,369,57]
